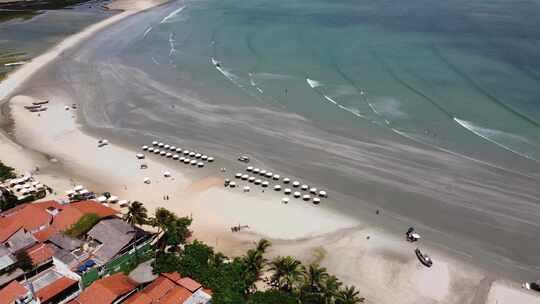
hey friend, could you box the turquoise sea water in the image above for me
[130,0,540,166]
[42,0,540,278]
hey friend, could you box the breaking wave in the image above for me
[160,6,186,24]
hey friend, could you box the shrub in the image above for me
[65,213,100,238]
[0,161,15,181]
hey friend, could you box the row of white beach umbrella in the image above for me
[244,166,328,198]
[142,141,215,162]
[226,177,322,204]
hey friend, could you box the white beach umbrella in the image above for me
[248,176,255,182]
[160,151,167,156]
[14,184,23,190]
[254,179,262,185]
[152,141,158,146]
[273,185,281,191]
[265,172,273,178]
[303,194,311,201]
[313,198,321,205]
[246,166,253,172]
[176,148,183,153]
[108,196,119,203]
[262,181,269,187]
[195,153,202,158]
[284,188,292,195]
[183,158,191,164]
[80,189,89,195]
[170,146,176,151]
[197,162,204,168]
[282,198,290,204]
[207,157,214,162]
[148,147,155,152]
[190,160,197,165]
[292,181,300,187]
[136,153,145,159]
[235,173,242,179]
[273,175,280,180]
[180,156,186,161]
[253,168,260,174]
[310,188,318,194]
[241,174,249,180]
[173,154,179,160]
[166,153,172,158]
[31,181,39,186]
[164,172,171,177]
[154,149,160,154]
[260,170,267,176]
[283,178,291,184]
[158,142,164,147]
[319,191,327,198]
[243,186,250,192]
[143,177,151,184]
[229,181,236,188]
[293,191,301,198]
[142,145,149,151]
[201,155,208,161]
[183,150,190,155]
[65,190,75,196]
[189,152,196,157]
[164,144,170,149]
[97,196,107,202]
[118,200,129,207]
[74,185,84,192]
[301,184,309,191]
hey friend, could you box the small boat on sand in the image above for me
[415,248,433,267]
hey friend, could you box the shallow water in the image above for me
[33,0,540,279]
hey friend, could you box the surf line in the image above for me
[143,27,152,38]
[160,5,186,24]
[306,78,366,119]
[454,118,540,164]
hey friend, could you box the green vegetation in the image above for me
[16,251,33,272]
[65,213,100,238]
[0,189,18,212]
[0,10,38,23]
[0,161,16,181]
[149,207,192,252]
[149,205,365,304]
[124,201,148,227]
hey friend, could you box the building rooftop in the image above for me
[87,218,138,261]
[69,272,138,304]
[26,243,55,266]
[48,233,83,251]
[0,204,52,242]
[124,272,210,304]
[35,276,77,303]
[0,280,27,304]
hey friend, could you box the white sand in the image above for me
[2,1,540,303]
[486,281,540,304]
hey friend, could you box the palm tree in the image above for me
[299,263,329,303]
[302,263,329,293]
[321,275,343,304]
[255,238,271,253]
[150,207,175,234]
[268,256,303,292]
[335,286,364,304]
[123,201,148,227]
[242,248,266,294]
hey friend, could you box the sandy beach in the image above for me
[1,1,540,303]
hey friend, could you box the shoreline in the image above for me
[1,1,540,303]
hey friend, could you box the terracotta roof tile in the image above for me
[36,276,77,302]
[0,205,52,242]
[26,243,55,265]
[177,277,201,292]
[73,273,138,304]
[142,276,176,300]
[123,292,152,304]
[162,272,182,283]
[51,207,84,232]
[0,280,27,303]
[34,227,57,242]
[160,286,192,304]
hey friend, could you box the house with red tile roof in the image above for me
[68,273,138,304]
[0,268,80,304]
[124,272,212,304]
